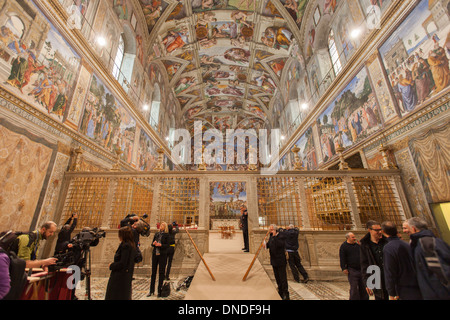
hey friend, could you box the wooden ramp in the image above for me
[184,251,281,300]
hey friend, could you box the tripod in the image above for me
[82,246,92,300]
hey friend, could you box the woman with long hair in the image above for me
[105,226,136,300]
[147,221,170,297]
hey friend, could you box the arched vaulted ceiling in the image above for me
[136,0,310,134]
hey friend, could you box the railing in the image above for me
[55,169,411,233]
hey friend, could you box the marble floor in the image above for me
[77,276,351,300]
[77,231,351,300]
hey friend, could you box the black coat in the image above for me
[283,228,299,251]
[54,217,77,254]
[410,230,450,300]
[105,242,136,300]
[240,213,248,231]
[152,232,170,255]
[383,236,422,299]
[359,232,388,299]
[266,233,286,267]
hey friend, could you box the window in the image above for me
[112,34,125,80]
[328,29,342,76]
[149,83,161,128]
[313,6,321,26]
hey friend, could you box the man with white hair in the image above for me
[339,232,368,300]
[408,217,450,300]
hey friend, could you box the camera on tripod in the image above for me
[76,227,106,246]
[51,227,105,271]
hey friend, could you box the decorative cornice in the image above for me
[0,85,136,170]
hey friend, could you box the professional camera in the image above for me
[75,227,106,246]
[124,213,151,237]
[51,227,105,270]
[50,227,106,299]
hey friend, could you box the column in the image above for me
[297,177,311,229]
[150,177,161,230]
[343,176,363,230]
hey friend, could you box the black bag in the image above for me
[134,247,143,263]
[0,230,37,256]
[419,236,449,287]
[160,281,171,297]
[0,231,28,300]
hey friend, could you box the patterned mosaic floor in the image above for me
[77,276,350,300]
[76,233,351,300]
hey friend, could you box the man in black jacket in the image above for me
[381,221,422,300]
[54,213,78,254]
[408,217,450,300]
[339,232,368,300]
[359,220,388,300]
[265,224,289,300]
[240,206,249,252]
[283,224,308,283]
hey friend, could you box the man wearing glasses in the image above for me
[359,220,389,300]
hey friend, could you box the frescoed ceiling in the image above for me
[137,0,310,134]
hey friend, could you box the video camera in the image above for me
[123,213,151,237]
[51,227,105,271]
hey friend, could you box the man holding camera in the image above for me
[265,224,289,300]
[120,214,148,263]
[284,224,309,284]
[54,213,78,255]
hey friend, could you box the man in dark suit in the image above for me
[240,206,249,252]
[265,224,289,300]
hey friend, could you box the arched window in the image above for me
[328,29,342,76]
[112,34,125,80]
[149,83,161,128]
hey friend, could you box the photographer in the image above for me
[55,227,105,300]
[120,214,149,263]
[54,213,78,255]
[16,221,58,270]
[165,221,179,280]
[105,226,136,300]
[265,224,289,300]
[283,224,309,283]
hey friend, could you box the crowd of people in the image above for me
[1,210,449,301]
[0,214,179,300]
[339,218,450,300]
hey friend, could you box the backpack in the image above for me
[0,230,38,257]
[160,281,171,297]
[419,236,449,287]
[0,232,28,300]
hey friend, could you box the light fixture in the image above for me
[350,28,361,39]
[143,104,149,111]
[97,36,106,46]
[165,136,169,141]
[281,135,285,140]
[301,103,308,110]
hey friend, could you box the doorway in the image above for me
[208,181,246,253]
